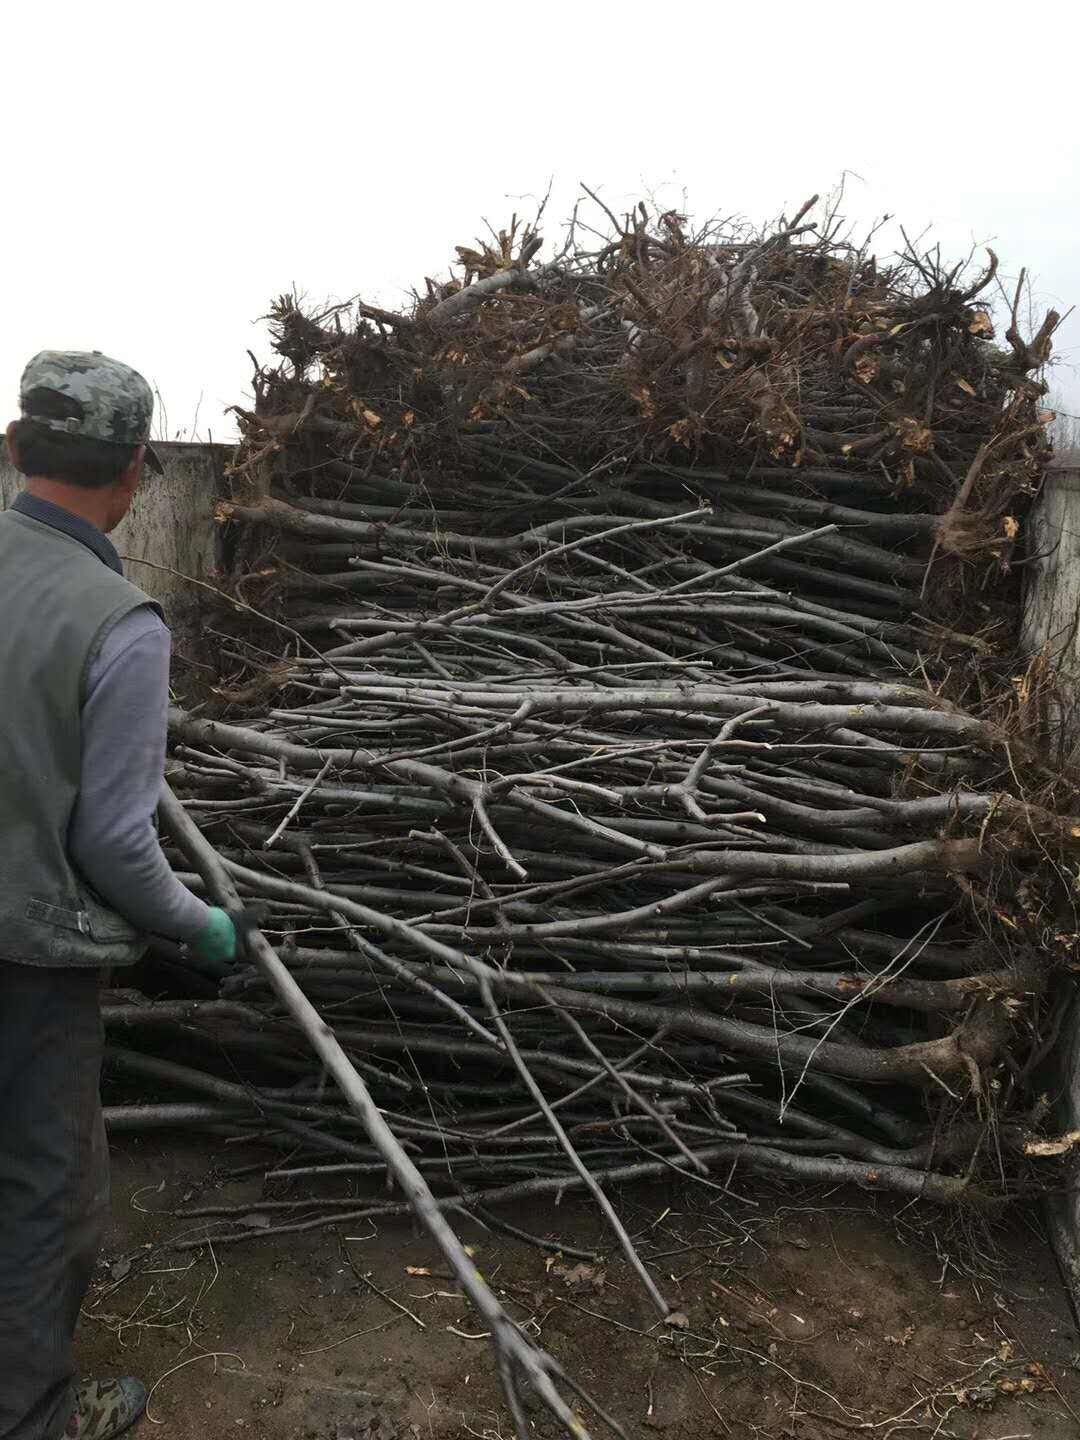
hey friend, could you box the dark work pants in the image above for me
[0,961,107,1440]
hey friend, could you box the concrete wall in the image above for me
[1022,450,1080,698]
[0,441,229,628]
[1022,448,1080,1310]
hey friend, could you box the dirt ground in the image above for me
[79,1136,1080,1440]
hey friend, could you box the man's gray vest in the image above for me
[0,509,159,966]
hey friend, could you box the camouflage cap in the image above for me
[19,350,164,474]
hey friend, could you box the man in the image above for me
[0,352,238,1440]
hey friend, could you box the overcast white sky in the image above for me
[2,1,1077,440]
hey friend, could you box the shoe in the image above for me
[64,1378,147,1439]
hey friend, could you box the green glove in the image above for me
[191,907,238,964]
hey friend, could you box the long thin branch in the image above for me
[158,784,617,1440]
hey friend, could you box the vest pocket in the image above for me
[23,892,140,938]
[0,890,144,966]
[78,889,142,943]
[23,892,141,942]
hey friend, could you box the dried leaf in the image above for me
[550,1260,606,1292]
[997,1376,1039,1395]
[631,387,655,418]
[406,1265,433,1276]
[955,377,976,397]
[110,1256,132,1281]
[894,417,935,453]
[238,1212,272,1230]
[1003,515,1019,540]
[884,1325,916,1347]
[664,1310,690,1330]
[969,310,994,337]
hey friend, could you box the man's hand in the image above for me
[191,907,238,964]
[189,905,267,964]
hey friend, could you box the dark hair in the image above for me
[9,417,138,490]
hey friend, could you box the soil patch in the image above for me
[79,1137,1080,1439]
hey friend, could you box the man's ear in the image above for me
[120,445,146,496]
[5,421,19,467]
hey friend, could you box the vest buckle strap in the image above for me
[25,899,91,934]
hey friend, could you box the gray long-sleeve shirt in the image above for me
[10,492,210,943]
[73,607,209,941]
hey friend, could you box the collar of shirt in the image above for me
[10,491,123,575]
